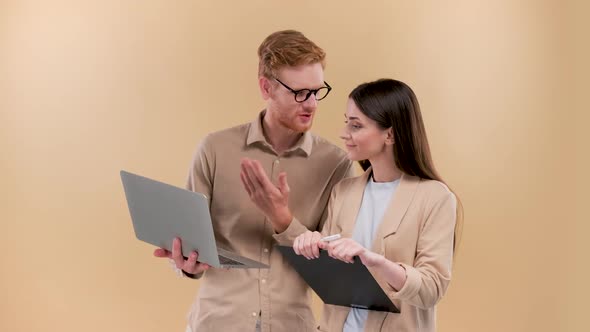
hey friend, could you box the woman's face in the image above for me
[340,99,392,161]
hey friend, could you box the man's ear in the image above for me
[259,76,272,100]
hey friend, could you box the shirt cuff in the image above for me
[272,217,308,245]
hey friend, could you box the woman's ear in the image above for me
[385,127,395,145]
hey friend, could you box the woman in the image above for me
[241,79,462,331]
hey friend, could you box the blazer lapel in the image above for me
[371,173,420,252]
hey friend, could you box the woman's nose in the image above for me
[339,127,350,141]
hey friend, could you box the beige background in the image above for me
[1,1,588,331]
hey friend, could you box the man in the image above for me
[154,30,353,332]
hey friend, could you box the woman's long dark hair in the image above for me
[349,79,463,250]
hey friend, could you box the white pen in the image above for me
[320,234,341,242]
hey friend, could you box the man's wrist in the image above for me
[272,208,293,233]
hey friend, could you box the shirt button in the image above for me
[252,312,257,317]
[263,248,269,253]
[274,159,280,165]
[261,279,266,283]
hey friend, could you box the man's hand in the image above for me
[153,237,211,275]
[240,158,293,232]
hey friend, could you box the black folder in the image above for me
[276,245,400,313]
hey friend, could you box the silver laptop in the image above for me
[120,170,268,269]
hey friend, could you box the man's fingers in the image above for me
[172,238,185,268]
[240,171,253,196]
[252,160,275,190]
[278,172,290,195]
[196,263,211,274]
[184,251,198,272]
[154,248,171,258]
[241,162,262,195]
[183,251,213,275]
[242,161,264,192]
[240,161,255,194]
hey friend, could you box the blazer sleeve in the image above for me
[386,191,457,309]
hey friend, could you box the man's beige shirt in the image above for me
[185,112,353,332]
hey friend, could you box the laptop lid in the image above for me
[120,170,222,267]
[121,170,269,269]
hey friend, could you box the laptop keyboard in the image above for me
[218,255,246,266]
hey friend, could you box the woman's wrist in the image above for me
[363,250,387,268]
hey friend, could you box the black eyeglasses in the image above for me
[274,78,332,103]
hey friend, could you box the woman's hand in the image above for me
[293,231,322,259]
[323,238,385,267]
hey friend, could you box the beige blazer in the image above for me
[318,168,457,332]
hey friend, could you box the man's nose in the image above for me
[302,94,318,109]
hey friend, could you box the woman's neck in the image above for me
[369,153,401,182]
